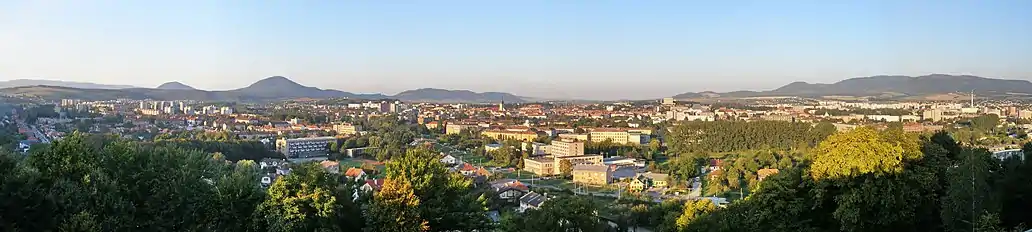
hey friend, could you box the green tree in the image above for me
[559,159,574,177]
[500,196,608,232]
[385,147,491,231]
[257,163,343,231]
[366,178,429,232]
[941,149,999,232]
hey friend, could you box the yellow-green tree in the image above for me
[366,178,428,232]
[675,199,717,230]
[810,127,904,180]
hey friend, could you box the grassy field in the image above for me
[339,158,386,178]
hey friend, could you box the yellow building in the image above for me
[629,178,647,191]
[522,154,603,176]
[446,124,478,134]
[558,133,590,141]
[643,173,669,188]
[628,173,669,191]
[548,139,585,157]
[523,157,556,176]
[333,124,362,136]
[572,165,611,185]
[587,128,650,145]
[425,121,441,129]
[482,130,539,142]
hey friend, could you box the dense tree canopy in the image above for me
[0,132,490,232]
[666,121,834,158]
[809,127,905,180]
[677,129,1032,232]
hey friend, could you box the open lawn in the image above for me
[503,170,537,179]
[339,158,386,178]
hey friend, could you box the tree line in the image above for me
[666,120,836,157]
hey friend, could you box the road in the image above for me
[31,125,50,143]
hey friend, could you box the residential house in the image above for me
[708,169,724,181]
[259,158,285,170]
[320,160,340,174]
[474,167,493,178]
[361,179,385,193]
[491,179,530,201]
[459,163,477,176]
[440,154,463,166]
[708,159,723,171]
[345,167,366,180]
[628,173,670,191]
[757,168,780,181]
[629,175,649,192]
[643,173,669,188]
[518,192,547,213]
[275,165,291,176]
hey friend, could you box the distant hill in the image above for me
[0,79,137,89]
[155,82,198,90]
[674,74,1032,99]
[394,88,525,103]
[0,76,385,102]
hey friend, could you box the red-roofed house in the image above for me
[361,179,385,192]
[459,163,477,176]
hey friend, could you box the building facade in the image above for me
[482,130,538,142]
[548,139,585,157]
[446,124,478,134]
[276,136,336,158]
[333,124,362,136]
[572,165,611,185]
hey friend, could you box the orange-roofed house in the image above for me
[344,167,366,180]
[475,167,492,177]
[757,168,780,181]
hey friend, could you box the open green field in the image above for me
[339,158,386,178]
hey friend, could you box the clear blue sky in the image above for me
[1,1,1030,100]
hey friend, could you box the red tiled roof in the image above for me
[460,163,476,172]
[345,167,365,177]
[364,179,384,190]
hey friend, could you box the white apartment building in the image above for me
[276,136,336,158]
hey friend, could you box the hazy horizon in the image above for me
[2,1,1031,100]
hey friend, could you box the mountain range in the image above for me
[0,76,525,103]
[2,74,1030,103]
[0,79,137,89]
[673,74,1032,99]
